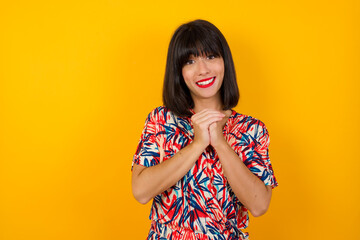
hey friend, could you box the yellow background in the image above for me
[1,0,359,239]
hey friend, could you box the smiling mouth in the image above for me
[196,77,216,88]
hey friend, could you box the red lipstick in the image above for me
[196,77,216,88]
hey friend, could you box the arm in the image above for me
[209,116,272,217]
[132,110,225,204]
[132,141,204,204]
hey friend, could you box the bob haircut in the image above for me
[163,19,239,117]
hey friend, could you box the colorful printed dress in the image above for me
[132,106,278,240]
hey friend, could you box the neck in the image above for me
[192,97,223,113]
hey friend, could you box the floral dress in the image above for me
[132,106,278,240]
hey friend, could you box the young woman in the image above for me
[132,19,278,240]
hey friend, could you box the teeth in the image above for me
[197,77,214,86]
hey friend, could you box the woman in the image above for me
[132,19,278,240]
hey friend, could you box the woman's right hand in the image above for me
[133,110,222,204]
[191,109,225,149]
[132,109,225,205]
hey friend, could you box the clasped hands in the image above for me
[191,109,231,150]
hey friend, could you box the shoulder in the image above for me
[145,106,182,124]
[146,106,168,118]
[143,106,192,138]
[230,110,269,138]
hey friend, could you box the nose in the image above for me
[197,58,210,75]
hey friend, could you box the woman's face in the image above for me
[182,53,225,103]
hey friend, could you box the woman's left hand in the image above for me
[209,110,231,148]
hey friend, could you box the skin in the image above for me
[132,54,272,217]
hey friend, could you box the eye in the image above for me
[207,55,216,60]
[185,59,195,65]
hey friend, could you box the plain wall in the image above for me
[1,0,359,239]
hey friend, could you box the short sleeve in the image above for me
[132,112,160,169]
[244,121,278,188]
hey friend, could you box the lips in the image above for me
[196,77,216,88]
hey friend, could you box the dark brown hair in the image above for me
[163,19,239,117]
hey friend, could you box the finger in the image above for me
[196,115,224,129]
[192,112,225,124]
[209,122,216,131]
[195,111,225,122]
[191,109,224,121]
[193,116,223,129]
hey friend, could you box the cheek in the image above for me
[211,60,225,76]
[218,62,225,74]
[181,68,192,83]
[218,64,225,78]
